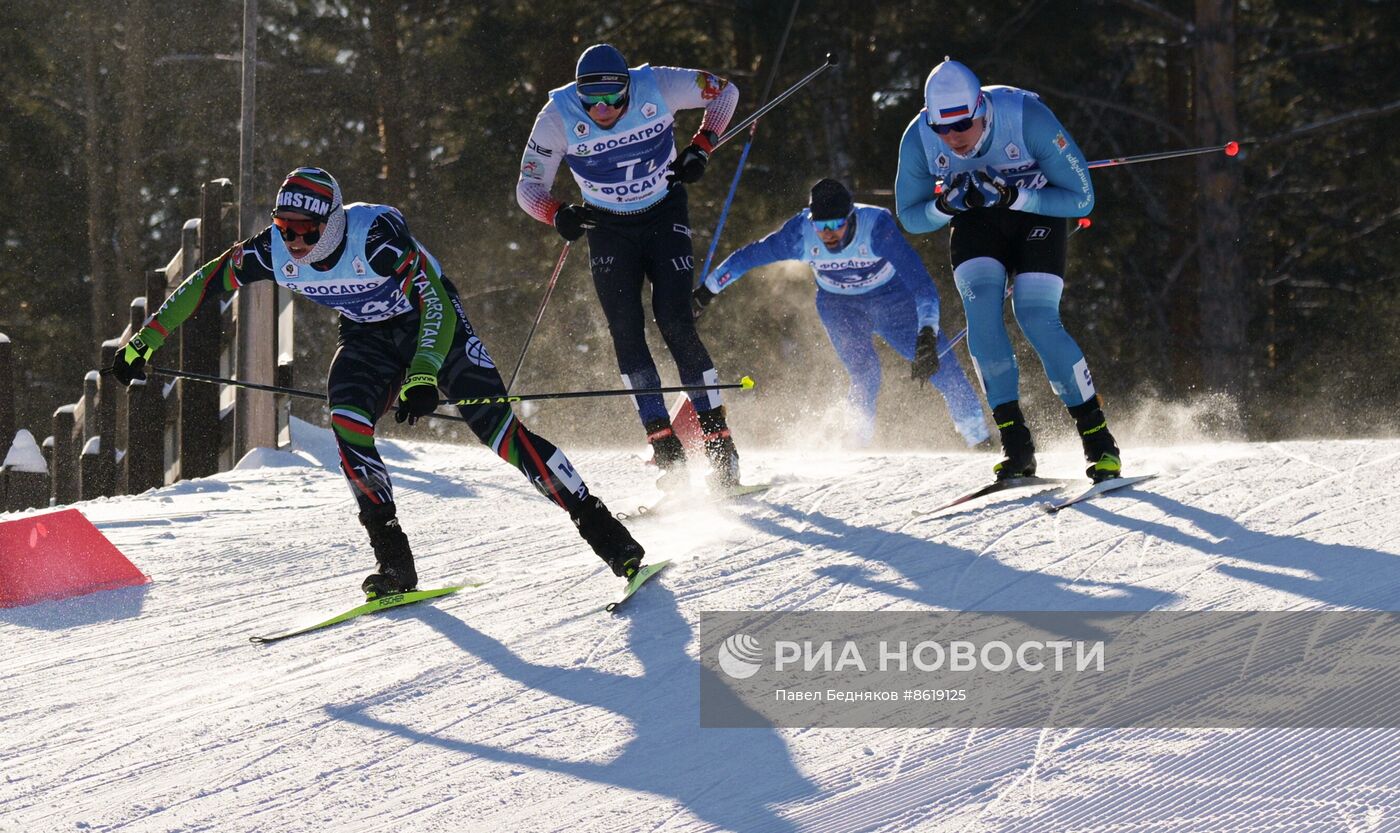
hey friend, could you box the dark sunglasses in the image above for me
[273,215,322,246]
[579,90,627,109]
[811,213,852,232]
[931,117,977,135]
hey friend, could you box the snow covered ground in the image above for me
[3,420,1399,832]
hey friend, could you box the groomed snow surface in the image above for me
[3,420,1399,832]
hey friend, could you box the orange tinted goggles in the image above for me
[272,215,322,245]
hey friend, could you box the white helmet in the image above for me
[923,58,984,125]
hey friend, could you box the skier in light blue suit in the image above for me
[894,59,1122,482]
[696,179,989,448]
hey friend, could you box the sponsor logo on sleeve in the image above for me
[1054,132,1068,151]
[527,139,553,158]
[696,72,727,101]
[715,270,734,288]
[521,158,543,180]
[465,335,495,369]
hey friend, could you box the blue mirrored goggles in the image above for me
[811,213,852,232]
[931,116,977,135]
[579,90,628,108]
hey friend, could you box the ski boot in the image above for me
[991,401,1037,480]
[1068,395,1121,483]
[571,495,646,579]
[359,503,418,600]
[645,417,690,493]
[697,405,742,494]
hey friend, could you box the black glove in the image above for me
[934,172,973,217]
[691,285,716,321]
[967,167,1018,210]
[110,335,153,386]
[911,326,940,380]
[395,373,440,425]
[667,130,717,186]
[553,204,597,242]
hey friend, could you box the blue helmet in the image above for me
[924,58,984,125]
[576,43,630,96]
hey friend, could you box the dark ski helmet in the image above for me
[809,178,854,221]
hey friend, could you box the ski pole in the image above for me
[1087,141,1239,170]
[126,366,470,426]
[137,365,327,401]
[440,375,756,406]
[699,135,757,282]
[714,52,839,150]
[135,366,755,420]
[935,283,1013,360]
[937,327,967,360]
[699,0,804,281]
[505,241,571,393]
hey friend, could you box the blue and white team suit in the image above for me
[516,63,739,429]
[895,59,1122,481]
[703,204,990,447]
[896,84,1097,411]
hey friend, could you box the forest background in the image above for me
[2,0,1396,451]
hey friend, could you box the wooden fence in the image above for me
[0,178,294,513]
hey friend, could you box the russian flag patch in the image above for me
[938,104,971,119]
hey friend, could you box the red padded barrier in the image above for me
[0,509,148,608]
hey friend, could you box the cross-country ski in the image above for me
[1043,474,1158,513]
[249,584,475,644]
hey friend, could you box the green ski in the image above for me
[604,561,671,614]
[249,585,474,644]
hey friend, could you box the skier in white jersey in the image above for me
[894,59,1123,483]
[696,178,990,448]
[516,43,744,493]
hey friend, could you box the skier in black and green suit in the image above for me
[111,167,646,598]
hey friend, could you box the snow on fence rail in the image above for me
[0,178,293,513]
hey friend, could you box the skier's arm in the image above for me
[134,230,276,352]
[654,66,740,141]
[895,116,952,234]
[703,214,807,294]
[515,101,570,225]
[365,211,458,378]
[873,212,940,331]
[1011,97,1095,218]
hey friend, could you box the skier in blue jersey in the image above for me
[516,43,744,493]
[894,59,1122,482]
[696,179,990,448]
[111,168,648,597]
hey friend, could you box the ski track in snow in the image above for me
[3,424,1400,832]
